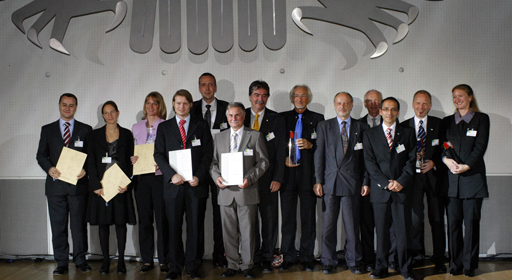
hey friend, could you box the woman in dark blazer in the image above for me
[441,84,490,277]
[130,92,169,273]
[88,101,136,274]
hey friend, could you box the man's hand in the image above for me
[172,174,185,185]
[77,169,86,179]
[388,180,403,192]
[94,189,104,196]
[361,185,370,196]
[420,159,435,173]
[130,156,139,165]
[270,181,281,192]
[216,177,227,189]
[313,183,323,197]
[239,178,249,189]
[296,138,312,150]
[49,167,61,179]
[118,186,128,193]
[188,176,199,187]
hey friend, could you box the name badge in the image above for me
[244,149,253,156]
[354,142,363,150]
[396,144,406,154]
[266,132,275,141]
[431,139,439,146]
[220,122,228,129]
[311,132,317,139]
[102,157,112,163]
[192,139,201,146]
[74,140,84,147]
[466,129,477,137]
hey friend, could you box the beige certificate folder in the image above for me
[133,143,156,175]
[100,163,131,203]
[55,147,87,185]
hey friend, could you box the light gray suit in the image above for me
[210,127,269,270]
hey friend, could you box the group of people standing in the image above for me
[36,72,489,280]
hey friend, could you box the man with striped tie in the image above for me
[362,97,417,280]
[36,93,92,275]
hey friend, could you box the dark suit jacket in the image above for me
[191,98,230,131]
[363,123,416,203]
[401,116,443,193]
[281,109,324,190]
[244,108,286,189]
[154,116,214,199]
[441,112,489,198]
[36,119,92,196]
[315,117,369,196]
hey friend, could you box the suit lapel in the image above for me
[186,117,198,142]
[393,125,404,152]
[328,119,344,167]
[51,121,65,145]
[239,129,252,151]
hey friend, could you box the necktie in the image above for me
[231,133,238,153]
[418,120,426,152]
[386,128,393,151]
[372,117,377,128]
[341,121,348,153]
[179,119,187,149]
[63,122,71,146]
[253,113,260,131]
[294,114,302,160]
[204,104,212,128]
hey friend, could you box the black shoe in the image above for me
[322,265,335,274]
[302,261,314,272]
[434,264,447,274]
[402,272,416,280]
[261,261,273,273]
[366,263,375,272]
[243,269,255,278]
[370,270,389,279]
[75,263,92,272]
[160,263,169,272]
[279,261,294,270]
[100,261,110,274]
[140,263,154,272]
[388,263,399,272]
[189,270,201,279]
[349,266,362,274]
[165,271,182,279]
[221,268,238,278]
[117,261,126,274]
[53,266,69,275]
[214,256,228,269]
[450,268,463,276]
[464,269,475,277]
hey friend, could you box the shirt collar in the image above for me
[455,110,475,124]
[60,118,75,127]
[202,98,217,111]
[337,116,351,126]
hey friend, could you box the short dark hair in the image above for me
[59,93,78,105]
[381,97,400,111]
[248,80,270,96]
[413,90,432,103]
[198,72,217,86]
[102,100,119,113]
[226,102,246,116]
[173,89,193,104]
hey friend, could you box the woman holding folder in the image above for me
[130,92,170,273]
[87,100,136,274]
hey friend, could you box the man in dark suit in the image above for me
[36,93,92,275]
[363,97,416,280]
[210,102,269,278]
[154,90,213,280]
[314,92,369,275]
[401,90,447,273]
[279,85,324,272]
[190,72,229,268]
[243,80,286,272]
[358,89,382,271]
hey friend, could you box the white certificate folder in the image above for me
[169,149,193,181]
[221,152,244,186]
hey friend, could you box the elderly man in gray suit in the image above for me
[210,102,269,278]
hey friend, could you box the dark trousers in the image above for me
[373,199,413,275]
[164,186,207,273]
[280,168,317,263]
[255,188,279,263]
[410,174,447,265]
[447,197,483,271]
[321,194,362,267]
[205,176,225,259]
[360,194,375,265]
[47,194,88,266]
[134,174,168,264]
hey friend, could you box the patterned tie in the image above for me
[179,119,187,149]
[253,113,260,131]
[204,104,212,128]
[294,114,302,160]
[372,117,377,128]
[341,121,348,153]
[231,133,238,153]
[418,120,426,152]
[63,122,71,146]
[386,128,393,151]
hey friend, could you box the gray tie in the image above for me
[231,133,238,153]
[372,117,377,128]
